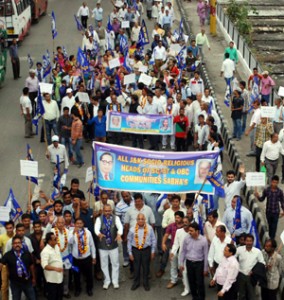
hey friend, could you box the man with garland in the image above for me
[94,204,123,289]
[127,213,156,291]
[68,218,96,297]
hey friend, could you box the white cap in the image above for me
[66,88,73,93]
[29,69,36,73]
[51,135,59,142]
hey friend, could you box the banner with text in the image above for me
[106,111,173,135]
[94,142,219,193]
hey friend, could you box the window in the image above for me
[0,5,4,16]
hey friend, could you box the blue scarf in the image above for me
[14,249,29,280]
[102,215,113,246]
[78,229,85,257]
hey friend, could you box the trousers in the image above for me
[46,282,63,300]
[186,260,205,300]
[237,272,255,300]
[99,248,119,285]
[132,246,151,286]
[73,255,93,292]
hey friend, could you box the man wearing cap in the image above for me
[46,135,69,176]
[25,69,39,117]
[260,71,275,105]
[92,1,103,27]
[61,89,75,115]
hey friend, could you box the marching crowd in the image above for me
[1,0,284,300]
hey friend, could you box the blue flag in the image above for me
[248,81,260,113]
[250,219,261,249]
[42,52,51,78]
[62,46,68,60]
[26,144,38,185]
[119,35,128,56]
[88,72,95,91]
[62,254,79,272]
[136,20,150,49]
[224,78,232,107]
[201,193,214,211]
[123,49,132,73]
[178,18,184,41]
[32,87,45,134]
[53,155,61,189]
[206,152,225,198]
[51,11,58,39]
[234,197,242,230]
[176,46,186,69]
[156,194,167,210]
[4,188,23,222]
[115,74,121,95]
[74,14,84,31]
[77,47,89,71]
[107,16,113,32]
[27,54,33,68]
[208,100,213,115]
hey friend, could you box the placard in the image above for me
[85,166,93,183]
[260,106,276,118]
[0,206,10,222]
[170,43,182,53]
[138,65,148,73]
[183,34,189,43]
[278,86,284,97]
[39,83,53,95]
[76,92,90,103]
[246,172,266,187]
[121,21,130,28]
[20,160,38,178]
[109,57,121,69]
[124,73,136,85]
[139,73,152,86]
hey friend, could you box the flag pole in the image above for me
[42,118,48,150]
[28,177,32,206]
[194,177,208,201]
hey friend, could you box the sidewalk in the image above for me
[178,0,284,245]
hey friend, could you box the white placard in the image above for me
[109,57,121,69]
[278,86,284,97]
[139,73,152,86]
[121,21,130,28]
[85,166,93,183]
[280,230,284,245]
[170,43,182,53]
[124,73,136,85]
[39,83,53,95]
[183,34,189,43]
[246,172,266,187]
[20,160,38,178]
[139,65,148,73]
[76,92,90,103]
[260,106,276,118]
[0,206,10,222]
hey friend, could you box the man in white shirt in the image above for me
[236,234,265,300]
[43,93,60,145]
[261,133,282,183]
[77,2,89,29]
[224,167,246,209]
[68,218,96,296]
[220,53,235,89]
[153,40,167,70]
[245,100,261,156]
[210,244,239,299]
[20,87,33,138]
[94,204,123,290]
[208,225,232,278]
[41,232,64,300]
[46,135,69,176]
[61,88,75,115]
[189,72,204,100]
[92,1,103,27]
[25,69,39,116]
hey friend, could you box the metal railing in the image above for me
[216,4,278,104]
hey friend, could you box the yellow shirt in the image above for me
[0,233,14,255]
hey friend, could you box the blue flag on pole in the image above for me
[27,54,33,69]
[156,194,167,210]
[136,20,150,49]
[115,74,121,95]
[234,197,242,230]
[77,47,89,71]
[74,15,84,31]
[178,18,184,41]
[123,49,132,73]
[53,155,61,189]
[32,87,45,134]
[62,46,68,60]
[206,153,225,198]
[26,144,38,185]
[107,16,113,32]
[51,11,58,39]
[176,46,187,69]
[4,188,23,223]
[250,219,261,249]
[42,52,51,78]
[119,35,129,56]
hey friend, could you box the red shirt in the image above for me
[173,115,189,138]
[166,222,184,247]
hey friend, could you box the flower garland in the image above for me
[54,227,68,253]
[134,223,148,250]
[76,229,88,255]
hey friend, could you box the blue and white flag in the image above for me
[42,51,51,78]
[51,11,58,39]
[74,14,84,31]
[115,74,121,95]
[224,78,232,107]
[123,49,132,73]
[53,155,61,189]
[107,16,113,32]
[177,46,186,69]
[136,20,150,49]
[26,144,38,185]
[88,72,95,90]
[119,35,128,56]
[32,87,45,134]
[77,47,89,71]
[248,80,260,112]
[178,18,184,41]
[234,197,242,230]
[27,54,33,69]
[62,46,68,60]
[156,194,167,210]
[92,39,100,56]
[4,189,23,222]
[250,219,261,249]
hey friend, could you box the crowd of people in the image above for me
[2,0,284,299]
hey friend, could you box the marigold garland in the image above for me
[54,227,68,253]
[134,223,148,250]
[76,229,88,255]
